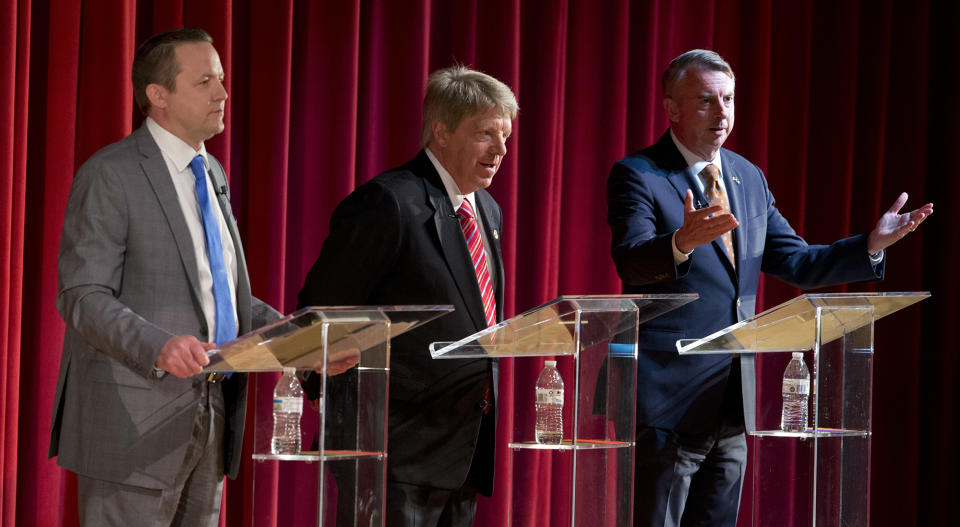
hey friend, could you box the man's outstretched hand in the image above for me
[675,189,739,254]
[867,192,933,255]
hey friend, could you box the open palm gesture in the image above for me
[867,192,933,254]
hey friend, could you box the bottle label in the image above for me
[782,378,810,395]
[536,388,563,404]
[273,397,303,414]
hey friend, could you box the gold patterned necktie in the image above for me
[702,163,735,267]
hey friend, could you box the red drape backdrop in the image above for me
[2,0,956,525]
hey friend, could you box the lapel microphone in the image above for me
[207,169,228,196]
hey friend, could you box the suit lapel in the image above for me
[419,153,489,330]
[658,132,706,207]
[135,126,206,307]
[208,156,252,332]
[474,190,504,321]
[666,165,707,208]
[721,150,746,279]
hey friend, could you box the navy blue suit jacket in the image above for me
[607,131,882,438]
[298,150,502,494]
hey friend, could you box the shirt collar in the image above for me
[145,117,209,172]
[424,147,476,211]
[669,128,724,178]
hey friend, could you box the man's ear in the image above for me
[663,97,679,123]
[432,120,449,147]
[145,83,167,110]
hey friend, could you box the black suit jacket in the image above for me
[298,150,503,494]
[607,131,883,438]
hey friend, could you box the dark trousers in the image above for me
[383,408,494,527]
[385,482,478,527]
[634,427,747,527]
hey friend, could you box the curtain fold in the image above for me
[2,2,28,526]
[920,4,959,527]
[1,1,952,526]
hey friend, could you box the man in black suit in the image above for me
[298,65,518,527]
[606,49,932,526]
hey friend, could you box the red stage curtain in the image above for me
[2,1,955,526]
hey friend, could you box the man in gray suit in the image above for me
[49,27,280,526]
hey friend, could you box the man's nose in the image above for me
[718,100,732,118]
[491,136,506,156]
[215,80,228,101]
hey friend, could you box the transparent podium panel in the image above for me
[677,292,929,527]
[206,305,452,527]
[432,295,697,526]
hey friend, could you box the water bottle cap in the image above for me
[792,352,804,358]
[282,367,297,375]
[545,360,557,367]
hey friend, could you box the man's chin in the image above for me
[204,123,226,139]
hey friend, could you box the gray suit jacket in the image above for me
[49,123,279,488]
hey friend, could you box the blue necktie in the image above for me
[190,155,237,346]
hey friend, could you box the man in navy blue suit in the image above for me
[606,49,932,526]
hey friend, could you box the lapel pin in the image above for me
[731,175,741,185]
[492,229,499,240]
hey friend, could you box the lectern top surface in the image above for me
[676,292,930,355]
[429,294,697,359]
[205,305,454,372]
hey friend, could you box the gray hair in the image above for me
[132,27,214,115]
[662,49,735,99]
[419,65,519,148]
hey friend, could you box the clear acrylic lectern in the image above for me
[676,292,929,527]
[205,305,453,526]
[430,294,697,527]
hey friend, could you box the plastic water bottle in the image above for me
[780,352,810,433]
[271,368,304,454]
[535,360,564,444]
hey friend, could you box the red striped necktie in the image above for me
[457,199,497,327]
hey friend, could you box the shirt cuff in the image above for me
[672,230,692,265]
[868,249,884,265]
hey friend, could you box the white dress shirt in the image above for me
[146,117,239,342]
